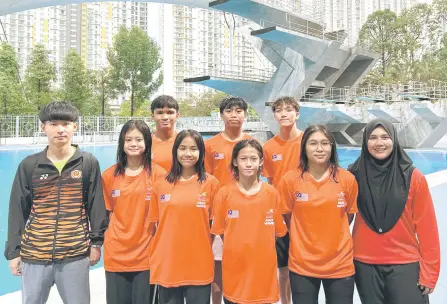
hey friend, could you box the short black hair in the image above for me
[151,95,179,113]
[219,96,248,114]
[39,102,79,123]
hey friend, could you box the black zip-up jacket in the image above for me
[4,146,108,264]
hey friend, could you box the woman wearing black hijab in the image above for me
[349,118,440,304]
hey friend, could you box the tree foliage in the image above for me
[178,91,227,117]
[23,44,56,111]
[61,49,92,114]
[358,9,399,77]
[360,3,447,86]
[88,68,114,116]
[0,43,31,114]
[108,26,163,116]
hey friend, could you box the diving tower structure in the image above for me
[183,0,379,140]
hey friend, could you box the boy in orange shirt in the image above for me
[149,130,220,304]
[151,95,179,171]
[102,120,166,304]
[262,96,302,304]
[277,125,358,304]
[212,139,287,304]
[204,96,253,304]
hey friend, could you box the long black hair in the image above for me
[114,120,152,176]
[166,129,207,184]
[299,124,339,181]
[230,139,263,181]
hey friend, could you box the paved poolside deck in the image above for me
[1,170,446,304]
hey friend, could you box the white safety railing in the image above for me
[0,115,269,145]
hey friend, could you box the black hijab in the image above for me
[349,118,414,234]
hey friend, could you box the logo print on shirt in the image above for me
[71,170,82,179]
[145,188,152,201]
[111,190,120,197]
[40,174,48,180]
[160,194,171,202]
[196,192,207,208]
[228,209,239,218]
[337,191,346,208]
[295,192,308,202]
[214,153,224,160]
[264,208,274,226]
[272,154,282,161]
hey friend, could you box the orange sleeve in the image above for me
[148,185,160,223]
[211,187,226,235]
[277,177,293,214]
[208,177,220,220]
[345,172,358,214]
[262,146,272,178]
[274,191,288,237]
[102,169,114,211]
[411,170,440,289]
[204,141,214,174]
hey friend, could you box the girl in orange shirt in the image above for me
[149,130,220,304]
[102,120,166,304]
[212,139,287,304]
[349,118,440,304]
[277,124,358,304]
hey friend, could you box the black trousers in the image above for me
[289,271,354,304]
[276,232,290,268]
[105,270,152,304]
[158,284,211,304]
[354,260,430,304]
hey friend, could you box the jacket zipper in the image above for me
[51,172,62,261]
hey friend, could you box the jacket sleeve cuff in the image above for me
[4,247,20,260]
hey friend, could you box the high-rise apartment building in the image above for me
[0,2,150,80]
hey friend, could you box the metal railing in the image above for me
[184,64,275,83]
[0,115,269,145]
[257,0,325,24]
[300,79,447,104]
[258,17,347,44]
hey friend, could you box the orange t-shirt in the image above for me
[149,173,220,287]
[102,163,166,272]
[353,169,440,289]
[262,133,303,187]
[205,133,253,186]
[277,168,358,278]
[211,182,287,304]
[151,133,176,171]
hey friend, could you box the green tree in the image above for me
[118,99,151,117]
[0,43,30,114]
[88,68,114,116]
[108,26,163,116]
[24,44,56,111]
[178,91,227,117]
[394,4,439,82]
[61,49,92,113]
[358,10,399,77]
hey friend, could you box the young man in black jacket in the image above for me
[5,102,108,304]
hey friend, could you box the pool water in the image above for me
[0,145,447,295]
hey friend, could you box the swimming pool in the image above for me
[1,145,447,295]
